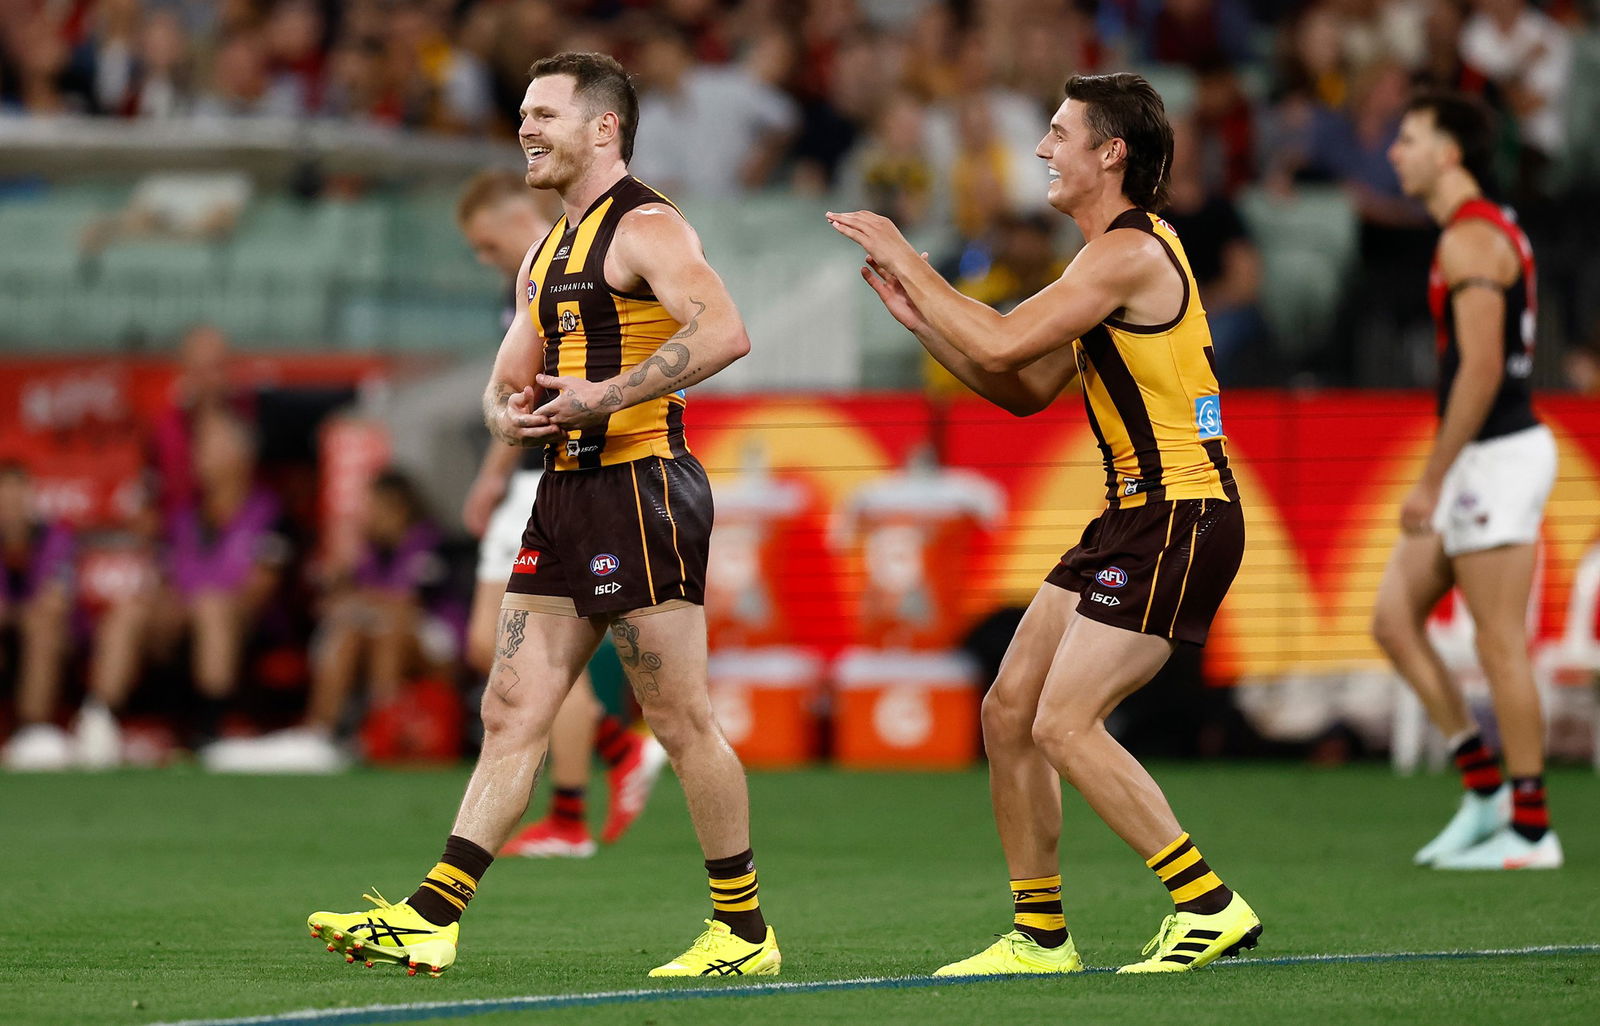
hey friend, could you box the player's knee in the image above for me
[1370,607,1416,654]
[637,700,712,754]
[1472,625,1530,671]
[1030,712,1090,762]
[981,686,1032,744]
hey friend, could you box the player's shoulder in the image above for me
[614,201,701,265]
[1437,217,1515,278]
[1084,220,1170,284]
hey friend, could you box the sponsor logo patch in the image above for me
[1089,592,1121,607]
[511,548,541,574]
[526,279,537,302]
[1195,395,1224,440]
[594,582,622,596]
[589,553,620,577]
[1095,566,1128,589]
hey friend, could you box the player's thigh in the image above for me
[1373,532,1454,626]
[483,604,606,726]
[1037,614,1175,730]
[1453,543,1537,637]
[985,583,1079,719]
[607,601,708,715]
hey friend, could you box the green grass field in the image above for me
[3,763,1596,1026]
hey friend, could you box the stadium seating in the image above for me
[1235,185,1358,364]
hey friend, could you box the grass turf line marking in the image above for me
[149,944,1600,1026]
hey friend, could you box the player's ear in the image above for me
[1103,137,1126,170]
[595,110,618,150]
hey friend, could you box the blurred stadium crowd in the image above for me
[3,0,1600,771]
[2,0,1599,385]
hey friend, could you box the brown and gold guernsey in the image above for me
[1074,209,1239,510]
[526,176,692,472]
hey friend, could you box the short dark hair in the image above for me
[1062,73,1175,211]
[1405,89,1497,192]
[527,52,640,163]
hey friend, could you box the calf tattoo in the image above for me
[609,618,664,699]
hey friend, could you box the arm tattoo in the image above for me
[625,342,694,390]
[484,383,515,441]
[609,618,664,699]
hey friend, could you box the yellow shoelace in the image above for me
[1140,914,1181,957]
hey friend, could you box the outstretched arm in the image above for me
[829,209,1141,374]
[858,255,1077,416]
[529,206,750,435]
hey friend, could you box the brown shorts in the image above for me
[1044,498,1244,646]
[503,454,712,618]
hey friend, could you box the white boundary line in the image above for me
[147,944,1600,1026]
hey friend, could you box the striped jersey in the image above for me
[1073,209,1238,509]
[526,175,691,472]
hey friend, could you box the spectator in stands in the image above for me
[1,8,82,114]
[1459,0,1575,190]
[839,90,940,232]
[1193,60,1259,194]
[194,29,300,119]
[262,0,326,118]
[205,469,444,772]
[78,408,288,763]
[929,214,1071,397]
[789,26,883,191]
[630,25,799,197]
[112,6,197,119]
[1415,0,1478,91]
[0,464,76,772]
[1162,119,1269,382]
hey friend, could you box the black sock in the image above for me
[408,835,494,926]
[706,848,766,944]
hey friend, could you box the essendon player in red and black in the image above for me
[307,53,783,980]
[1376,91,1561,869]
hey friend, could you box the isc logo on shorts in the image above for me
[590,553,620,577]
[1095,566,1128,589]
[594,582,622,596]
[512,548,541,574]
[1090,592,1122,607]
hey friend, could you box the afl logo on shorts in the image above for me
[589,553,620,577]
[512,548,541,575]
[1095,566,1128,589]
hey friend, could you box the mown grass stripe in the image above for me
[147,944,1600,1026]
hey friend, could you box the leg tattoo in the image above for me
[609,618,664,699]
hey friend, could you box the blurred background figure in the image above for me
[77,408,288,767]
[0,464,76,771]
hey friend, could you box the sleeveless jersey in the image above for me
[1428,197,1539,441]
[1073,209,1238,510]
[526,176,691,472]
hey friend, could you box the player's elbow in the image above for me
[724,329,751,363]
[976,349,1024,375]
[1002,396,1048,417]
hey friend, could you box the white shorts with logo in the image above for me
[476,469,545,582]
[1432,424,1556,558]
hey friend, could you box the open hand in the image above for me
[826,209,920,280]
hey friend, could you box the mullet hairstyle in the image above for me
[1405,89,1499,196]
[1063,73,1175,212]
[527,52,640,163]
